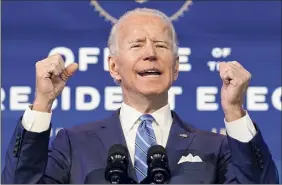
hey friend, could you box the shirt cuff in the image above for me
[22,105,52,133]
[224,111,257,143]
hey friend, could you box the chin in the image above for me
[137,86,169,97]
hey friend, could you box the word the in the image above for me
[207,47,234,72]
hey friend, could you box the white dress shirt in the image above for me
[22,103,257,164]
[119,103,173,163]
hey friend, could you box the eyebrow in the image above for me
[153,40,169,44]
[128,38,169,44]
[128,38,146,44]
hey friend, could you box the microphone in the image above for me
[145,145,171,184]
[104,144,136,184]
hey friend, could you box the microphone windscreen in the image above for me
[148,145,166,156]
[108,144,129,157]
[147,145,167,164]
[146,145,171,184]
[105,144,132,184]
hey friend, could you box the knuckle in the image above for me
[238,79,245,85]
[46,63,55,73]
[54,53,63,60]
[242,78,249,83]
[53,70,60,76]
[35,61,41,67]
[49,53,63,62]
[51,53,61,58]
[35,60,45,70]
[50,63,57,70]
[50,59,62,69]
[226,64,232,69]
[247,73,252,80]
[223,72,229,78]
[55,55,63,62]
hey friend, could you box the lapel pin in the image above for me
[179,133,188,138]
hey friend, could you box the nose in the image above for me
[143,42,157,62]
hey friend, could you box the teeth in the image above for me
[138,69,161,76]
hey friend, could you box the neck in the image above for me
[122,91,168,114]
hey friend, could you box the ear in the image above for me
[173,56,179,81]
[108,56,121,82]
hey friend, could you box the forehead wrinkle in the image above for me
[128,38,146,43]
[115,13,175,53]
[121,27,172,47]
[119,14,170,34]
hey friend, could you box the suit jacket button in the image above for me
[13,149,18,157]
[16,133,21,139]
[258,159,264,168]
[15,139,20,146]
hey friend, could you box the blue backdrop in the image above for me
[1,0,281,180]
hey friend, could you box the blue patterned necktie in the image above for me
[134,114,157,182]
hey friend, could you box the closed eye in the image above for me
[156,44,168,48]
[131,44,142,48]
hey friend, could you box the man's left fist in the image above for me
[219,61,251,121]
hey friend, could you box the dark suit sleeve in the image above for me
[217,125,279,184]
[1,118,72,184]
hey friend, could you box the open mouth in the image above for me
[138,68,162,77]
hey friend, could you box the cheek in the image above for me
[118,56,139,77]
[163,58,177,74]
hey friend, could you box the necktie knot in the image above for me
[139,114,155,123]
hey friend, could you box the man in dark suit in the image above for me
[2,8,279,184]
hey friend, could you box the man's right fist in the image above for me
[33,54,78,112]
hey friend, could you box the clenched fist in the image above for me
[219,61,251,122]
[33,54,78,112]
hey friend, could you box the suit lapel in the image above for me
[94,109,137,182]
[94,110,196,181]
[94,110,126,152]
[166,111,196,173]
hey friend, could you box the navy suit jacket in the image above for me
[2,110,279,183]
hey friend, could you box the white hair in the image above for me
[107,8,179,57]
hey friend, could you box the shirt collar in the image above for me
[119,102,172,133]
[120,102,142,133]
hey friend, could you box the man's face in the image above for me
[109,13,179,96]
